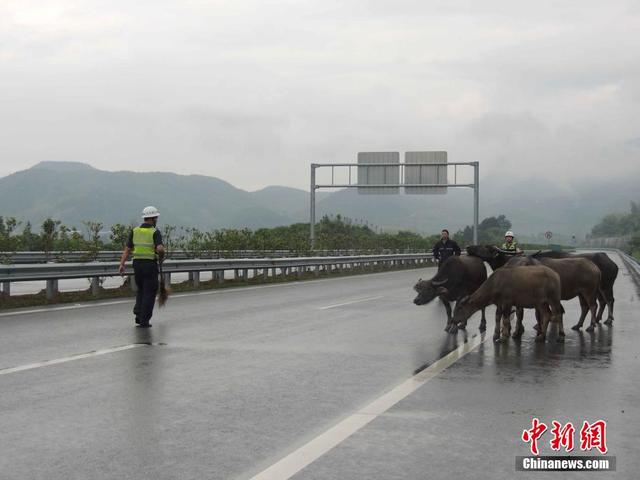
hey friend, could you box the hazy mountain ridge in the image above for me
[0,162,637,238]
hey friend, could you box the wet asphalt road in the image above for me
[0,253,638,479]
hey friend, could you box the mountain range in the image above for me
[0,161,637,242]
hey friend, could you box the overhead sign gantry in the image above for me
[309,152,479,249]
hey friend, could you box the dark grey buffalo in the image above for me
[534,251,618,325]
[413,255,487,334]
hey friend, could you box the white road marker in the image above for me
[0,299,132,318]
[318,295,385,310]
[248,332,487,480]
[0,344,148,376]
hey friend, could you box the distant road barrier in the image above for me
[0,253,435,300]
[0,249,428,264]
[619,251,640,287]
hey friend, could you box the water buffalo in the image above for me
[453,266,565,343]
[534,251,618,324]
[501,255,602,333]
[466,244,520,271]
[413,255,487,334]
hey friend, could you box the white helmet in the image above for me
[505,230,514,238]
[141,206,160,219]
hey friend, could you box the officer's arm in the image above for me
[156,244,166,261]
[454,242,461,256]
[118,247,131,274]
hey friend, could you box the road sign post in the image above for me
[309,154,480,248]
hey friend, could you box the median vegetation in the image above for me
[589,201,640,259]
[0,215,441,258]
[1,213,569,261]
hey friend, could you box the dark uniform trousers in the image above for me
[133,259,158,325]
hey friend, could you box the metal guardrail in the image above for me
[0,253,435,300]
[0,249,428,264]
[619,251,640,287]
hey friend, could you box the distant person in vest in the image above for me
[118,206,165,327]
[502,230,523,254]
[432,229,461,269]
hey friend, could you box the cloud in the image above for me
[0,0,638,190]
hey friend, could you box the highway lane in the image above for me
[290,253,640,480]
[0,255,638,479]
[0,266,459,480]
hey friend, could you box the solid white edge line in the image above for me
[248,332,487,480]
[0,344,147,376]
[318,295,385,310]
[0,266,435,318]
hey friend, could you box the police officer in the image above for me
[502,230,523,254]
[118,206,165,327]
[432,229,461,269]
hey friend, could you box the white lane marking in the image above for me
[0,299,132,318]
[0,267,434,318]
[0,344,147,376]
[318,295,385,310]
[248,332,487,480]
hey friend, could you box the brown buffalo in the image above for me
[452,265,565,343]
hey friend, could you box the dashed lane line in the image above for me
[248,332,487,480]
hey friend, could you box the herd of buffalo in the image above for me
[413,247,619,343]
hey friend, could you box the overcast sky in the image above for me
[1,0,638,191]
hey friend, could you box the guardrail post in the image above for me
[189,271,200,287]
[90,277,100,296]
[242,269,248,280]
[271,267,277,278]
[297,266,304,279]
[1,281,10,296]
[46,279,58,300]
[314,265,320,277]
[164,272,172,285]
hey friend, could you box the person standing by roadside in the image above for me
[502,230,523,254]
[432,229,461,270]
[118,206,165,327]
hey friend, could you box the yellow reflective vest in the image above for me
[502,241,518,251]
[132,227,157,260]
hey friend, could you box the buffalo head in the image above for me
[413,277,449,305]
[452,294,476,327]
[466,245,501,260]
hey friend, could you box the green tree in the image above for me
[82,221,104,260]
[109,223,132,250]
[41,218,61,260]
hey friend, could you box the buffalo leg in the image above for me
[595,290,606,322]
[493,307,502,342]
[572,295,589,331]
[535,304,552,343]
[585,294,599,332]
[479,307,487,332]
[500,305,512,342]
[442,300,456,333]
[533,309,541,332]
[552,302,565,342]
[603,288,615,325]
[513,308,525,339]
